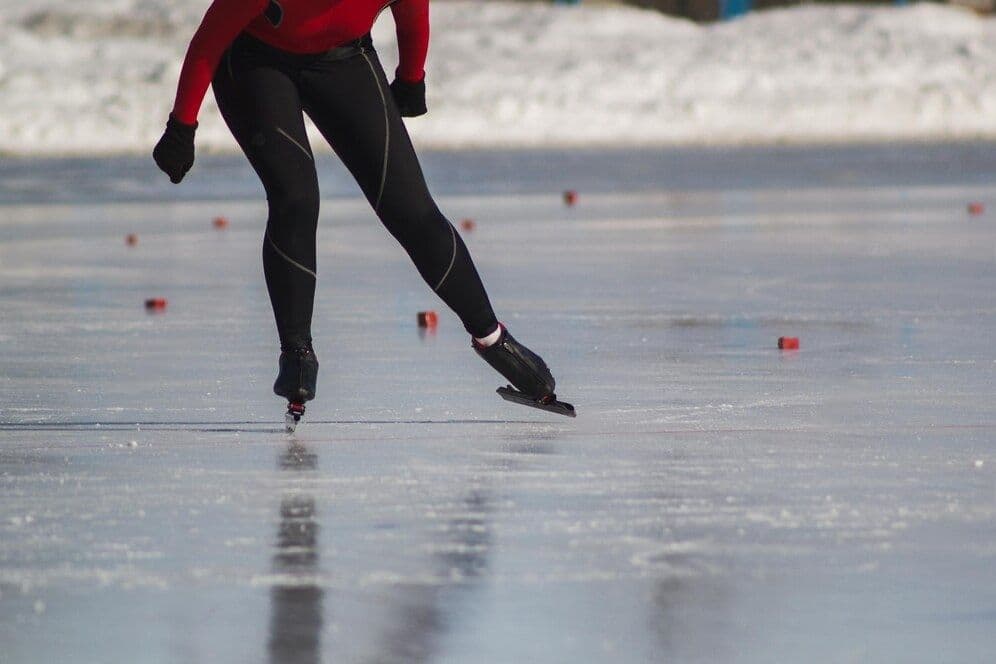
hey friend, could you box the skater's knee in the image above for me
[383,204,449,248]
[269,189,319,227]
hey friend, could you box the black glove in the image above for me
[153,114,197,184]
[389,77,427,118]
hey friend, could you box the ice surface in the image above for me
[1,145,995,662]
[4,2,996,154]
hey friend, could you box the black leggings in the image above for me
[212,34,498,348]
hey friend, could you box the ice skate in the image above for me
[274,345,319,432]
[474,324,576,417]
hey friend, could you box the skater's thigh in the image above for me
[299,52,434,218]
[212,55,317,202]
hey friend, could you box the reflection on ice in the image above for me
[366,489,491,662]
[269,443,323,664]
[278,442,318,472]
[652,577,734,661]
[434,491,491,582]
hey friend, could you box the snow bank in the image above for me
[1,1,996,154]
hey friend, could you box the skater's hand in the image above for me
[153,114,197,184]
[389,77,427,118]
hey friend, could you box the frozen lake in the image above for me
[1,144,995,662]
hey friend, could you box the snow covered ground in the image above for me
[1,145,995,661]
[3,1,996,154]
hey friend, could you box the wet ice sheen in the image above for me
[1,146,995,662]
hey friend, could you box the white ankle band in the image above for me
[474,326,502,348]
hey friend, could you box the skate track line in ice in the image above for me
[2,421,994,437]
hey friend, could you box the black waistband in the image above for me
[233,32,373,65]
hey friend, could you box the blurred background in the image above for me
[2,0,996,156]
[622,0,994,23]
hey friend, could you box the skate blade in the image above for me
[496,386,576,418]
[284,402,305,433]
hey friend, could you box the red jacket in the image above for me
[172,0,429,124]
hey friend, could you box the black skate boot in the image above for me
[274,344,319,432]
[474,324,575,417]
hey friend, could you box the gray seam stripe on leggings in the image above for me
[275,127,313,161]
[361,51,389,212]
[433,223,457,292]
[266,232,317,279]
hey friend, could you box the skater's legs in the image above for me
[299,49,499,338]
[212,44,320,349]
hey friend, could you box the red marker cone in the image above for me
[563,190,578,207]
[213,216,230,229]
[968,202,985,216]
[778,337,799,350]
[417,311,438,328]
[460,218,476,232]
[125,234,138,246]
[145,298,168,312]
